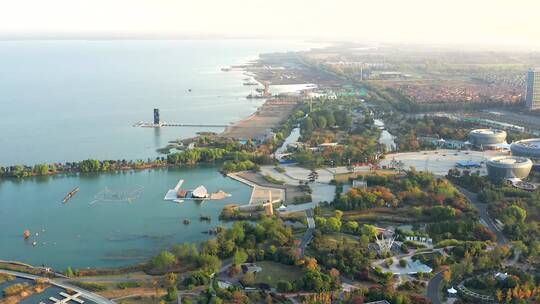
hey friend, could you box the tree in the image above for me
[508,205,527,223]
[361,224,378,240]
[165,287,178,301]
[277,280,293,292]
[165,272,177,287]
[152,251,177,270]
[443,269,452,284]
[233,249,248,266]
[65,266,75,277]
[303,117,314,133]
[317,116,327,129]
[241,271,255,286]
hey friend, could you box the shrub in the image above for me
[70,281,107,292]
[117,282,142,289]
[3,283,29,296]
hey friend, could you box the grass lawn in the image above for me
[342,208,413,223]
[254,261,302,287]
[334,170,398,183]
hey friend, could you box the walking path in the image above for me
[426,184,509,304]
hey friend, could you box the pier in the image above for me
[133,121,229,128]
[48,292,85,304]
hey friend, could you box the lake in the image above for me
[0,166,251,270]
[0,39,319,270]
[0,39,321,165]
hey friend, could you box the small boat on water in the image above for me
[183,219,191,225]
[62,187,80,203]
[200,215,211,221]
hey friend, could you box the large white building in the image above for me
[526,69,540,110]
[469,129,507,146]
[511,138,540,163]
[486,156,533,182]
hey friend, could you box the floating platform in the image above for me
[163,179,231,201]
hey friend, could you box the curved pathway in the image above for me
[426,185,509,303]
[426,270,444,304]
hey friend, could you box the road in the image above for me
[426,271,445,304]
[299,209,315,257]
[457,186,507,245]
[0,269,115,304]
[426,185,509,303]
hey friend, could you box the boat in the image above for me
[246,93,268,99]
[200,215,211,221]
[221,67,232,72]
[62,187,80,203]
[243,81,259,86]
[183,219,191,225]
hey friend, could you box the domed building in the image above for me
[510,138,540,163]
[486,156,533,182]
[469,129,507,146]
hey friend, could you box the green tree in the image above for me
[233,249,248,265]
[152,251,177,270]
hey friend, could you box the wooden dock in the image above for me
[45,292,84,304]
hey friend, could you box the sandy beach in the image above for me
[221,98,299,140]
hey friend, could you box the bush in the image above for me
[116,282,142,289]
[183,271,210,286]
[263,174,285,185]
[436,239,461,248]
[277,280,293,292]
[151,251,177,270]
[165,287,178,301]
[70,281,107,292]
[399,259,407,268]
[3,283,29,296]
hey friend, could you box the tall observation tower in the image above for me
[153,108,160,125]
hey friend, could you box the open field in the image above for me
[222,99,299,140]
[254,261,302,287]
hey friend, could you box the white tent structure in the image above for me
[192,185,209,198]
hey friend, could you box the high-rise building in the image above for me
[526,69,540,110]
[153,108,160,125]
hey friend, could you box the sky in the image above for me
[1,0,539,48]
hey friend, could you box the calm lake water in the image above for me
[0,166,251,269]
[0,39,320,165]
[0,39,320,269]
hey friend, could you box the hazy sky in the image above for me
[1,0,538,47]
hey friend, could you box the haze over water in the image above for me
[0,39,320,269]
[0,39,318,165]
